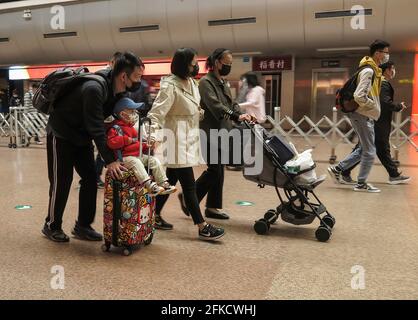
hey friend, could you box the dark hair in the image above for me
[171,48,198,79]
[113,52,145,77]
[31,82,40,89]
[380,61,395,73]
[370,39,390,56]
[112,51,122,60]
[205,48,232,70]
[242,72,260,88]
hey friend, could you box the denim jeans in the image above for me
[337,112,376,183]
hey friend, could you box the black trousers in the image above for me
[46,133,98,231]
[155,167,205,225]
[342,125,399,178]
[195,162,225,209]
[95,154,105,182]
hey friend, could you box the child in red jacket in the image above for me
[107,98,176,197]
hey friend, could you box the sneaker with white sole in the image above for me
[327,166,343,184]
[353,183,381,193]
[388,175,411,185]
[146,181,164,197]
[198,223,225,241]
[340,174,357,185]
[159,181,177,195]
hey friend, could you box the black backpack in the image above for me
[336,65,375,113]
[33,67,108,115]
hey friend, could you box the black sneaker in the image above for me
[327,166,342,184]
[198,223,225,241]
[205,208,230,220]
[388,175,411,185]
[71,221,103,241]
[42,224,70,243]
[154,215,173,230]
[340,174,356,185]
[178,193,190,217]
[353,182,381,193]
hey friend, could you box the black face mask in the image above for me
[126,80,142,93]
[219,63,231,76]
[190,64,199,78]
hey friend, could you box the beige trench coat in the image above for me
[147,74,204,168]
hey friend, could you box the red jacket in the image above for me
[107,119,148,158]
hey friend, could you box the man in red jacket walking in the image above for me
[107,97,177,197]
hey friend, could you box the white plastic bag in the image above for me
[285,149,317,184]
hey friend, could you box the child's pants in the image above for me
[123,155,167,185]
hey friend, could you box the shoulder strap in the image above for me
[112,124,124,162]
[356,65,375,85]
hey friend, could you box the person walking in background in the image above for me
[340,61,410,185]
[24,83,43,145]
[9,89,22,108]
[238,72,266,124]
[328,39,390,193]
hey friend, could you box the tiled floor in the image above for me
[1,137,418,300]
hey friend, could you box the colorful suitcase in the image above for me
[102,170,155,256]
[102,117,155,256]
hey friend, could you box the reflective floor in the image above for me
[1,137,418,300]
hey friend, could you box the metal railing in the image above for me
[0,106,48,148]
[270,106,418,164]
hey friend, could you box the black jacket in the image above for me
[198,71,242,136]
[47,68,119,164]
[127,79,152,116]
[375,79,402,133]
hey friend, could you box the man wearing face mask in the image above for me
[179,48,253,220]
[340,61,410,185]
[328,40,390,193]
[43,52,145,243]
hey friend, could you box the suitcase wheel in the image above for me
[101,243,111,253]
[122,247,132,256]
[144,233,154,246]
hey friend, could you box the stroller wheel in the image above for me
[315,226,331,242]
[323,215,336,229]
[254,219,269,235]
[264,210,278,224]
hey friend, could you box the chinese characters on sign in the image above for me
[253,56,292,72]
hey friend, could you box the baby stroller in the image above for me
[242,122,335,242]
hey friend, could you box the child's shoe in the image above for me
[145,181,164,197]
[159,181,177,195]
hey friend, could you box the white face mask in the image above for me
[121,111,139,125]
[382,53,390,64]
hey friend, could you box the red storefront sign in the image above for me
[253,56,292,72]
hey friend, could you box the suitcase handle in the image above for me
[137,116,153,175]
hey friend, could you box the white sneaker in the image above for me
[159,181,177,195]
[146,182,164,197]
[353,183,381,193]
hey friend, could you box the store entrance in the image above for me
[260,73,282,118]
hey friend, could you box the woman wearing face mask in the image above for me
[148,48,225,240]
[178,48,253,221]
